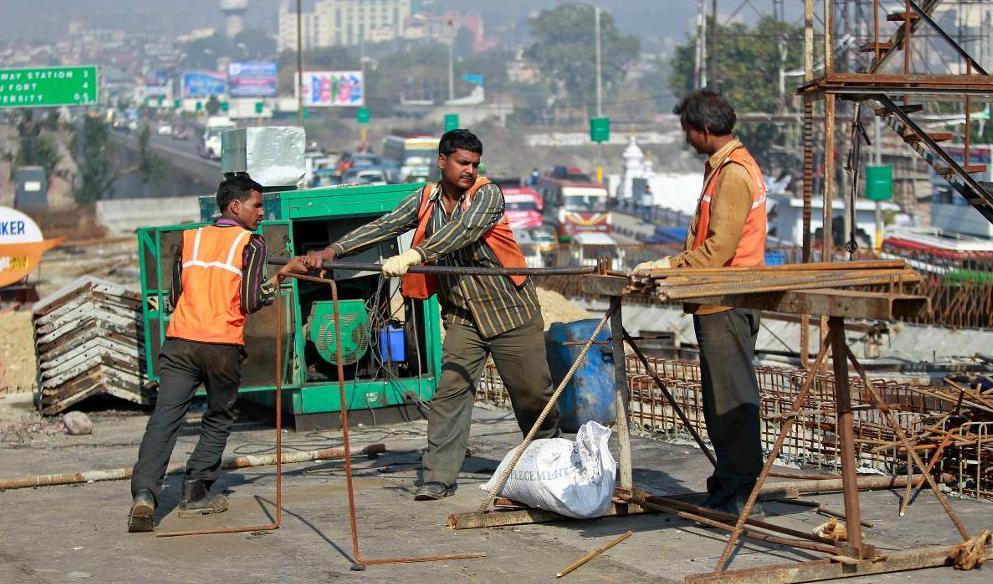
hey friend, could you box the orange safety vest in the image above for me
[401,177,528,300]
[692,146,767,267]
[166,225,253,345]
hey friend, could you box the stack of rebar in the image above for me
[628,260,920,301]
[32,276,149,415]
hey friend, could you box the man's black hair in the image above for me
[439,129,483,157]
[216,174,263,213]
[673,89,737,136]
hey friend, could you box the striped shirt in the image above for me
[331,182,540,338]
[170,217,269,314]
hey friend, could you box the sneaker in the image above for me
[128,489,156,533]
[413,482,455,501]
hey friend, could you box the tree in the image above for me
[11,112,62,182]
[205,94,221,116]
[136,124,167,185]
[669,16,804,163]
[71,116,117,203]
[524,3,640,114]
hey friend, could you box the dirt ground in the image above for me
[0,392,991,584]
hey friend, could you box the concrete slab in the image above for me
[1,397,991,583]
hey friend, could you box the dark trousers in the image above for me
[131,338,245,503]
[693,308,763,498]
[422,311,560,486]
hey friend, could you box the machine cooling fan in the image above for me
[307,300,370,365]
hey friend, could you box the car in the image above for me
[341,168,388,186]
[156,123,173,136]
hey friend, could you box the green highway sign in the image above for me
[444,113,459,132]
[0,66,98,108]
[356,106,370,124]
[174,99,181,109]
[255,101,264,114]
[590,117,610,143]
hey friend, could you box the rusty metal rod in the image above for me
[274,273,485,567]
[626,491,840,556]
[903,433,953,516]
[479,305,618,513]
[658,273,920,301]
[714,336,832,572]
[829,318,865,555]
[634,260,907,276]
[846,347,971,542]
[267,257,596,277]
[556,530,633,578]
[621,327,717,467]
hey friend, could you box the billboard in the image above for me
[143,70,170,98]
[181,71,226,98]
[296,71,364,107]
[227,61,277,97]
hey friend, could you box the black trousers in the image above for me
[693,308,763,498]
[131,338,245,503]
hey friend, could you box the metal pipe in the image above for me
[713,336,832,573]
[267,257,596,277]
[479,306,618,512]
[902,433,952,516]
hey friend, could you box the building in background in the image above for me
[277,0,413,52]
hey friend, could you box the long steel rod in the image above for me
[901,433,952,516]
[267,257,596,277]
[479,306,618,512]
[555,530,633,578]
[621,327,717,467]
[280,271,485,567]
[713,336,832,572]
[845,346,971,542]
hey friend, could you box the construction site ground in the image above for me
[1,392,990,584]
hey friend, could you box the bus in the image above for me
[382,135,440,183]
[536,176,611,242]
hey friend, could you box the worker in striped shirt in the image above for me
[303,129,560,500]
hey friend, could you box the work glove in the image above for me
[380,249,423,278]
[632,256,673,275]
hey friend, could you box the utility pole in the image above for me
[707,0,717,89]
[594,5,604,184]
[447,19,455,103]
[296,0,304,127]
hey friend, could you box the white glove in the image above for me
[380,249,423,277]
[632,256,673,275]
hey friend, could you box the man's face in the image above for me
[438,148,481,191]
[230,190,264,230]
[680,118,708,155]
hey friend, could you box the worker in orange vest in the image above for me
[634,89,768,517]
[302,129,560,500]
[128,175,305,532]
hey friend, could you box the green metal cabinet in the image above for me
[139,183,443,429]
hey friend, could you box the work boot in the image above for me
[177,479,228,518]
[413,482,455,501]
[128,489,156,533]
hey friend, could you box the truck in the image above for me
[198,116,236,160]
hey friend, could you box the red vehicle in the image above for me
[504,193,543,230]
[536,176,611,241]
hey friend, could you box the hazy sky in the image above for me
[0,1,801,46]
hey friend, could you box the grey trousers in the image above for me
[693,308,763,498]
[131,338,245,503]
[422,311,560,486]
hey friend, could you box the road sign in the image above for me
[0,66,98,108]
[173,99,181,109]
[865,165,893,201]
[220,101,229,113]
[195,101,203,112]
[356,106,370,124]
[444,113,459,132]
[255,101,264,114]
[590,117,610,143]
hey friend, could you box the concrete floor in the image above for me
[0,393,991,584]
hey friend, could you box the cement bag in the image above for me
[481,421,616,518]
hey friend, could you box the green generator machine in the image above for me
[137,183,443,430]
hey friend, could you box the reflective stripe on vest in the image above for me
[401,177,528,300]
[167,225,252,345]
[691,146,767,267]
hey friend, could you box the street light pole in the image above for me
[447,20,455,103]
[296,0,304,127]
[594,5,604,184]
